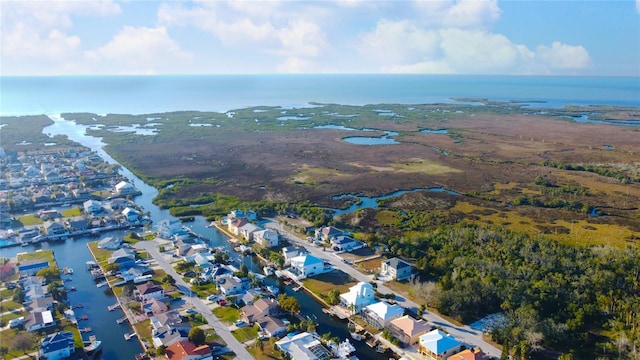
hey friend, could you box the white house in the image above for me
[122,207,140,222]
[381,257,414,281]
[330,235,360,252]
[339,282,376,314]
[227,218,248,236]
[254,229,279,248]
[282,246,305,266]
[289,254,325,279]
[114,180,137,196]
[218,276,244,296]
[315,226,345,241]
[362,301,405,328]
[25,310,55,332]
[276,332,333,360]
[98,236,123,250]
[39,331,75,360]
[157,219,182,240]
[83,199,102,214]
[135,282,165,302]
[239,223,260,241]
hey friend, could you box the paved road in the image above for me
[266,221,502,359]
[134,240,253,360]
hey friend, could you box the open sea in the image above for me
[1,75,639,116]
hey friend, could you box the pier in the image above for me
[108,303,121,311]
[116,317,128,324]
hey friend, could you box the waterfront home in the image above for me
[239,222,260,241]
[418,329,462,360]
[66,216,89,232]
[72,188,92,200]
[339,282,376,314]
[165,340,212,360]
[227,209,257,222]
[0,212,12,228]
[109,198,129,210]
[241,298,279,323]
[122,207,140,222]
[83,199,103,215]
[20,275,45,290]
[24,309,55,332]
[152,327,191,348]
[330,235,360,252]
[18,259,50,275]
[239,289,262,306]
[114,180,137,196]
[362,301,405,329]
[276,332,333,360]
[253,229,280,248]
[98,236,123,250]
[24,284,47,302]
[121,265,153,283]
[135,282,165,302]
[282,246,305,266]
[25,295,55,312]
[19,227,40,242]
[218,276,244,296]
[450,348,489,360]
[227,218,248,236]
[381,257,414,281]
[315,226,345,242]
[109,248,137,270]
[143,298,169,316]
[158,218,185,240]
[43,220,67,236]
[39,331,75,360]
[151,310,190,331]
[289,254,325,279]
[387,315,431,346]
[257,316,287,338]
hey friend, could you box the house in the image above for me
[72,188,91,200]
[114,180,137,196]
[339,282,376,314]
[315,226,344,241]
[108,248,136,270]
[66,216,88,232]
[18,260,50,276]
[21,276,45,290]
[98,236,123,250]
[276,332,333,360]
[19,227,40,242]
[218,276,244,296]
[257,316,287,338]
[25,295,55,311]
[165,340,212,360]
[418,329,462,360]
[330,235,360,252]
[450,348,489,360]
[25,309,55,332]
[227,218,248,236]
[381,257,414,281]
[43,220,67,236]
[153,326,191,348]
[282,246,305,266]
[24,284,47,302]
[241,298,279,323]
[253,230,279,248]
[122,207,140,222]
[151,310,190,331]
[387,315,431,345]
[83,199,103,214]
[239,289,262,306]
[39,331,75,360]
[135,282,165,302]
[109,198,129,210]
[362,301,404,329]
[289,254,325,279]
[143,298,168,316]
[239,223,260,241]
[158,219,183,240]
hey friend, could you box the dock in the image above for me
[124,332,137,340]
[79,327,92,333]
[108,303,121,311]
[116,317,128,324]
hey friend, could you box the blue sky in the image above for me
[1,0,638,76]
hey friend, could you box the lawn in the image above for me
[212,306,240,323]
[232,324,259,343]
[60,208,82,217]
[16,249,54,264]
[86,241,112,262]
[17,214,43,226]
[248,339,282,360]
[0,300,23,312]
[133,319,152,341]
[302,270,358,301]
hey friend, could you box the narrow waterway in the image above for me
[36,116,390,359]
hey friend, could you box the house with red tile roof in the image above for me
[165,340,212,360]
[387,315,432,345]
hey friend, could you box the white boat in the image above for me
[263,266,274,276]
[333,339,356,359]
[350,332,363,341]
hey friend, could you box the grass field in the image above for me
[17,249,54,264]
[232,324,259,343]
[302,270,358,301]
[212,306,240,323]
[17,214,42,226]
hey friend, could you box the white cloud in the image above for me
[0,0,121,31]
[84,26,192,74]
[536,42,592,70]
[359,19,440,65]
[413,0,501,28]
[2,22,81,59]
[277,57,314,73]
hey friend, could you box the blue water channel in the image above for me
[4,115,391,359]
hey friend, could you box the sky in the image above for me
[1,0,639,76]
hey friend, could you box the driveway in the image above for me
[134,240,252,360]
[265,221,502,359]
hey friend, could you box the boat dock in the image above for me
[116,317,128,324]
[124,332,137,340]
[108,303,121,311]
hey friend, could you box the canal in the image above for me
[17,116,390,359]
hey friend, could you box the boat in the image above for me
[350,332,363,341]
[79,315,89,320]
[376,344,389,353]
[70,287,77,291]
[73,304,84,309]
[84,336,102,358]
[79,327,92,333]
[333,339,356,359]
[263,266,274,276]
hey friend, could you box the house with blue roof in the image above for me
[39,331,75,360]
[289,254,325,279]
[418,329,462,360]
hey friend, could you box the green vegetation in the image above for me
[17,214,43,226]
[232,324,259,343]
[212,306,241,323]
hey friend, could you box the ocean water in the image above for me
[1,75,638,116]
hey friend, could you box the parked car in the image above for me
[185,308,199,315]
[234,320,248,328]
[207,295,218,302]
[217,299,227,306]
